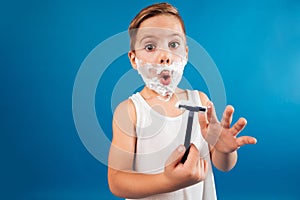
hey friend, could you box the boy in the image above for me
[108,3,257,199]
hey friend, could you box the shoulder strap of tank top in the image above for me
[187,90,202,106]
[129,92,142,131]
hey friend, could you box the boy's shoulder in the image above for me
[114,98,136,114]
[113,98,137,125]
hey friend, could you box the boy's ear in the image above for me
[128,51,137,69]
[185,45,189,61]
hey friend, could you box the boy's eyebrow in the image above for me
[138,35,159,43]
[169,33,184,38]
[138,33,185,43]
[168,33,185,41]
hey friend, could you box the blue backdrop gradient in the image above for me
[1,0,299,199]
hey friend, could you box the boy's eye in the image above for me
[145,44,156,51]
[169,42,180,49]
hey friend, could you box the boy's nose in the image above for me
[160,58,170,64]
[159,52,171,65]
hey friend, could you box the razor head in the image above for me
[175,101,206,112]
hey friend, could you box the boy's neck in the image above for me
[139,86,188,117]
[140,86,187,103]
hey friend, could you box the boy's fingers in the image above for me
[237,136,257,147]
[206,102,212,123]
[165,145,186,168]
[221,105,234,128]
[197,159,208,180]
[207,101,219,123]
[184,144,200,169]
[198,113,208,136]
[231,117,247,136]
[202,159,208,178]
[204,159,208,175]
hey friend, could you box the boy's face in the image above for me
[129,14,188,68]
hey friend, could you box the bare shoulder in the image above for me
[197,91,210,106]
[113,98,137,128]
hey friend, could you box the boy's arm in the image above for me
[198,92,256,172]
[210,147,237,172]
[108,99,209,198]
[198,92,237,171]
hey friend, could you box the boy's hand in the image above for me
[199,102,257,153]
[163,144,208,190]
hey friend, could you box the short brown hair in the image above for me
[128,2,186,50]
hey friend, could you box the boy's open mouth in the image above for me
[159,71,171,85]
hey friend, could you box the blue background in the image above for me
[1,0,299,199]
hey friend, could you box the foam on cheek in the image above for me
[134,58,187,101]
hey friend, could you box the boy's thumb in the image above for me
[165,145,186,168]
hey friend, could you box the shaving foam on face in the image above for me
[135,58,187,101]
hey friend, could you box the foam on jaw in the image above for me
[135,58,187,101]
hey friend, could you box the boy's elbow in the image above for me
[108,170,126,198]
[212,158,236,172]
[214,161,236,172]
[217,165,235,172]
[108,182,123,198]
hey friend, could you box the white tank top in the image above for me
[128,90,217,200]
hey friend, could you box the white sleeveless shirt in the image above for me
[128,90,217,200]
